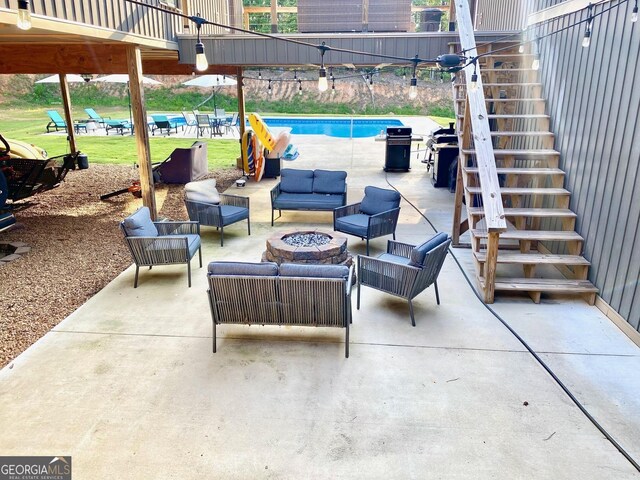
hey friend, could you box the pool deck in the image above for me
[2,117,640,478]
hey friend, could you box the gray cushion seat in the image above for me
[219,205,250,226]
[377,253,412,265]
[273,192,346,210]
[334,213,371,238]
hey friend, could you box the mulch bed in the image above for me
[0,164,239,368]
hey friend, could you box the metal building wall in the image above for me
[533,1,640,330]
[474,0,534,30]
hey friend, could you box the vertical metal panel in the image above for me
[535,0,640,331]
[475,0,533,30]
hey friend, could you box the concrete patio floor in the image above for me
[1,117,640,479]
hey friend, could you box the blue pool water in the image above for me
[252,117,404,138]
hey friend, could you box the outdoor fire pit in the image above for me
[263,230,353,267]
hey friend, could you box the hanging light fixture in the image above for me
[518,45,525,53]
[632,0,638,22]
[298,78,303,95]
[317,42,329,92]
[17,0,32,30]
[194,19,208,71]
[258,69,262,80]
[329,67,334,81]
[331,78,336,96]
[408,59,418,100]
[582,4,593,48]
[267,79,272,95]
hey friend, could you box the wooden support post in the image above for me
[236,67,246,140]
[362,0,370,31]
[484,231,500,303]
[126,45,156,220]
[58,74,78,154]
[448,0,456,31]
[270,0,278,33]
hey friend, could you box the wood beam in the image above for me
[270,0,278,33]
[0,43,237,75]
[126,45,156,220]
[236,67,246,140]
[58,74,77,154]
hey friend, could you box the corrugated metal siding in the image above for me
[474,0,533,31]
[534,2,640,330]
[189,0,233,35]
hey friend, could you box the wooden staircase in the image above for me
[452,47,598,304]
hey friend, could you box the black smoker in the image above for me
[384,127,412,172]
[423,122,458,189]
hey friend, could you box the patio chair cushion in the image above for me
[280,263,349,279]
[219,205,249,226]
[273,192,345,210]
[409,232,449,267]
[122,207,158,237]
[185,179,220,204]
[280,169,314,193]
[208,261,278,276]
[312,170,347,194]
[334,213,370,238]
[359,186,401,216]
[378,253,412,266]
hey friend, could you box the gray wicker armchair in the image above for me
[333,186,401,255]
[357,233,451,326]
[185,196,250,247]
[120,206,202,288]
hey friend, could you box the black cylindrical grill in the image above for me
[385,127,412,172]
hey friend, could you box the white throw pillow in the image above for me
[184,178,220,204]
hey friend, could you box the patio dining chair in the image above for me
[196,114,213,138]
[120,206,202,288]
[357,232,451,326]
[333,186,401,255]
[182,111,198,135]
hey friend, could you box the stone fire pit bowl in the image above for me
[262,230,353,267]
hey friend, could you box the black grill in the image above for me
[423,122,459,189]
[385,127,412,172]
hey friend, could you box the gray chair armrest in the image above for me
[270,183,281,206]
[220,193,249,209]
[334,202,361,220]
[154,221,200,235]
[125,235,191,264]
[366,207,400,238]
[387,240,415,259]
[357,254,420,297]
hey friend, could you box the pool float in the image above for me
[253,135,265,182]
[266,131,291,159]
[282,144,299,161]
[241,130,254,175]
[248,113,276,151]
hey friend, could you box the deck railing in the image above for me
[452,0,506,303]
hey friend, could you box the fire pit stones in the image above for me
[263,230,353,267]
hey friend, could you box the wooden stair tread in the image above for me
[464,167,565,175]
[479,277,598,293]
[471,229,583,241]
[474,251,590,265]
[462,148,559,156]
[490,131,554,137]
[466,187,569,195]
[468,207,576,217]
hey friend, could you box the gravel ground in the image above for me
[0,164,239,368]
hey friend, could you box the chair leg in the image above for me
[408,299,416,327]
[366,239,370,256]
[357,278,361,310]
[247,218,251,236]
[434,281,440,305]
[187,260,192,287]
[134,265,140,288]
[199,247,203,268]
[345,321,349,358]
[393,232,396,240]
[220,226,224,247]
[212,322,217,353]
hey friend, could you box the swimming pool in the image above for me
[254,117,404,138]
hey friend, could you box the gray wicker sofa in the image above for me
[270,168,347,225]
[207,261,354,357]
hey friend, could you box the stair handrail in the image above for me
[454,0,507,302]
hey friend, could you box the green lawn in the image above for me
[0,107,240,169]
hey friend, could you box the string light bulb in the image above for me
[582,4,593,48]
[298,79,303,95]
[469,61,479,92]
[518,45,525,53]
[408,78,418,100]
[531,37,540,71]
[194,21,208,71]
[317,42,329,92]
[632,0,638,22]
[17,0,32,30]
[267,79,272,95]
[258,70,262,80]
[331,79,336,96]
